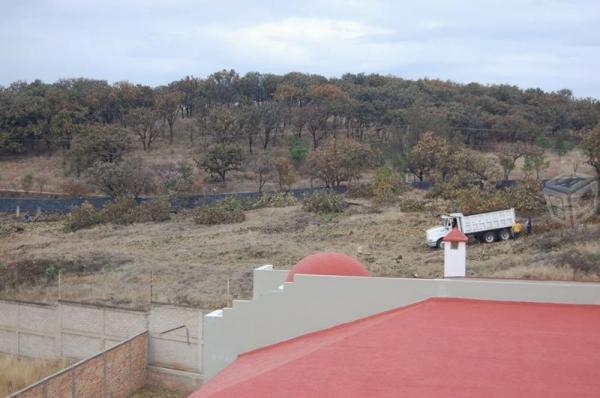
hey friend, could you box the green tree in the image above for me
[207,105,240,143]
[274,156,297,191]
[288,136,310,165]
[156,87,183,144]
[582,126,600,178]
[522,148,549,180]
[306,138,374,187]
[408,132,452,182]
[197,143,243,182]
[88,158,149,199]
[372,166,404,206]
[67,125,132,176]
[127,107,161,150]
[250,152,274,193]
[496,142,530,181]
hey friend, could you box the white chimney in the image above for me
[443,228,468,278]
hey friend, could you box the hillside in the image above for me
[1,193,598,310]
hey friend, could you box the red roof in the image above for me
[190,298,600,398]
[286,252,370,282]
[443,227,469,242]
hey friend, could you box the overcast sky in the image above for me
[1,0,599,98]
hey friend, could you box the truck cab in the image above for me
[426,213,463,248]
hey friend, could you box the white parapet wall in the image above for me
[203,267,600,380]
[252,264,288,298]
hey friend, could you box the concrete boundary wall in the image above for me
[204,270,600,379]
[9,332,147,398]
[0,300,204,373]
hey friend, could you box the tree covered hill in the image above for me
[1,70,598,156]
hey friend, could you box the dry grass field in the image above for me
[0,354,69,396]
[131,385,185,398]
[1,190,598,310]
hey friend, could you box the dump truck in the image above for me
[425,208,516,248]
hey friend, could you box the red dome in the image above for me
[286,252,370,282]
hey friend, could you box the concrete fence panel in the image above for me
[17,303,56,335]
[0,299,204,382]
[61,332,104,359]
[149,304,202,372]
[0,301,18,327]
[61,304,104,335]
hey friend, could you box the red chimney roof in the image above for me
[443,227,469,243]
[189,298,600,398]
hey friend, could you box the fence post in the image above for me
[150,268,154,305]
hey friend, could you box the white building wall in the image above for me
[252,264,288,298]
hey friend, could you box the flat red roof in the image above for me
[190,298,600,398]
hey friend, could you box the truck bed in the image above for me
[462,209,515,234]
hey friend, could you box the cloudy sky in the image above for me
[1,0,599,97]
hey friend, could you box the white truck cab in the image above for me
[426,208,516,248]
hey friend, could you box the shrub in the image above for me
[433,178,545,215]
[45,264,58,281]
[347,182,373,199]
[64,196,172,231]
[194,197,246,225]
[302,191,346,214]
[64,201,102,232]
[21,173,34,193]
[101,197,141,225]
[558,249,600,275]
[371,166,404,206]
[162,161,196,200]
[398,199,427,212]
[252,192,298,209]
[139,196,171,222]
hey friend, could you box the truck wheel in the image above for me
[483,231,496,243]
[499,229,510,241]
[436,238,444,249]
